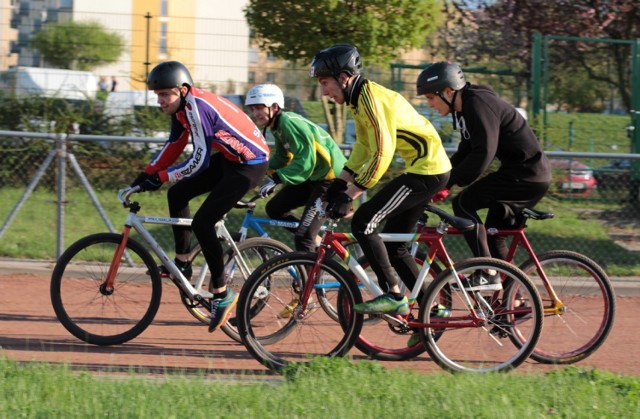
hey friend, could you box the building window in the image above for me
[249,48,259,64]
[266,72,276,83]
[161,0,168,16]
[159,22,168,54]
[248,72,255,83]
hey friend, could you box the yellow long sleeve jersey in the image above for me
[346,79,451,189]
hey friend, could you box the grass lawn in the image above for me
[1,357,638,418]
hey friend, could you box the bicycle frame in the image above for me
[239,213,298,241]
[236,195,326,242]
[302,215,489,330]
[108,188,253,303]
[439,224,565,315]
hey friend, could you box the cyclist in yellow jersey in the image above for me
[310,44,451,315]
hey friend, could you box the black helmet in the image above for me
[147,61,193,90]
[310,44,362,78]
[416,61,466,95]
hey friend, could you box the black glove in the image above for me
[324,178,348,202]
[130,172,150,187]
[139,173,163,192]
[326,192,352,219]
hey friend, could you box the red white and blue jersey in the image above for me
[146,88,269,183]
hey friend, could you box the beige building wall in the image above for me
[9,0,250,92]
[0,0,18,69]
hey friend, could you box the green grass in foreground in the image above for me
[1,357,638,418]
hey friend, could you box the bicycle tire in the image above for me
[419,257,543,373]
[237,251,363,373]
[180,237,293,343]
[50,232,162,346]
[517,250,616,364]
[351,258,445,361]
[312,240,365,322]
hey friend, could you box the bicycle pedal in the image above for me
[489,325,510,338]
[381,313,408,326]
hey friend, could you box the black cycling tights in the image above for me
[351,172,449,293]
[167,153,267,289]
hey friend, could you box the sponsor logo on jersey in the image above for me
[216,130,257,160]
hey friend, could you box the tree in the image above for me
[436,1,640,112]
[30,21,124,71]
[244,0,441,142]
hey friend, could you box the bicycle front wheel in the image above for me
[181,238,292,343]
[50,233,162,346]
[518,250,615,364]
[352,258,444,361]
[419,257,543,373]
[237,251,363,373]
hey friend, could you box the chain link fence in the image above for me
[2,132,640,276]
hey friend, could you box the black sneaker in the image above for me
[158,259,192,280]
[454,270,502,291]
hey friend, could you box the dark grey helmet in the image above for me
[310,44,362,78]
[416,61,466,95]
[147,61,193,90]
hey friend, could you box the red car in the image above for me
[549,159,597,196]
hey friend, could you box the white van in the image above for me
[103,90,160,119]
[0,66,97,101]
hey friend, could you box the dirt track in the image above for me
[1,272,639,378]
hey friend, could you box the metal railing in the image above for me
[1,130,640,275]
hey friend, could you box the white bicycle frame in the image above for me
[314,199,479,319]
[118,187,252,302]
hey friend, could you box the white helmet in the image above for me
[245,84,285,108]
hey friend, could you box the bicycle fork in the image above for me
[103,225,132,294]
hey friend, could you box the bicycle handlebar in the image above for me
[118,186,141,208]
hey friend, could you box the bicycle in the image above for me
[234,194,306,241]
[233,194,362,258]
[356,206,616,365]
[236,203,544,373]
[50,186,292,346]
[441,207,616,364]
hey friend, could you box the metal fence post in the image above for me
[55,133,67,258]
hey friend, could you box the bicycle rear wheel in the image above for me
[518,250,615,364]
[419,257,543,373]
[237,251,363,373]
[180,238,292,343]
[50,233,162,346]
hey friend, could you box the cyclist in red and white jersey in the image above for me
[130,61,269,332]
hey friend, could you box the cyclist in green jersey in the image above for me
[245,84,347,252]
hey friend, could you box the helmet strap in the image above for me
[178,85,190,110]
[344,74,360,106]
[266,106,281,128]
[438,90,459,129]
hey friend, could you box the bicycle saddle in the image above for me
[425,205,476,231]
[521,208,555,220]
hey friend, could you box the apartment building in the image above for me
[0,0,17,69]
[6,0,251,92]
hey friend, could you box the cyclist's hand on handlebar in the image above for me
[259,175,279,198]
[324,178,348,202]
[431,188,449,203]
[130,171,150,188]
[326,192,352,219]
[138,173,163,192]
